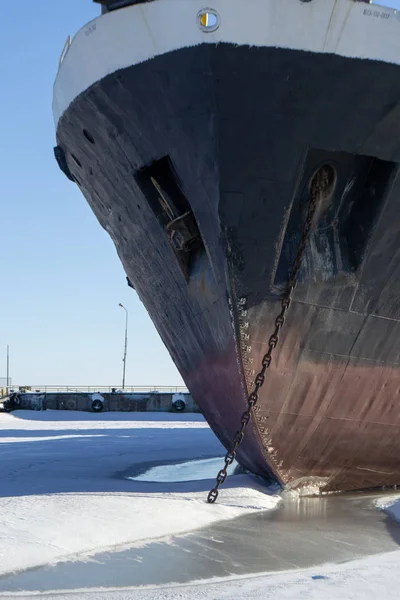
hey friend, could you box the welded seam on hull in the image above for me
[225,267,282,484]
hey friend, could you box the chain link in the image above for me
[207,167,332,504]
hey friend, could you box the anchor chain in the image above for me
[207,166,333,504]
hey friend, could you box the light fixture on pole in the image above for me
[119,304,128,391]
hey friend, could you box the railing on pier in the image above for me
[12,385,188,394]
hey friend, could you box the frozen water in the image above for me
[0,410,279,577]
[2,410,400,599]
[128,456,238,482]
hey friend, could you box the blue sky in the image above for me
[0,1,183,387]
[1,0,400,387]
[376,0,400,6]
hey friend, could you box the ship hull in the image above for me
[54,1,400,492]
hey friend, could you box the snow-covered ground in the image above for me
[0,410,279,577]
[1,410,400,600]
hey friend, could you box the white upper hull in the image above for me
[53,0,400,126]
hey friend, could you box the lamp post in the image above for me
[119,304,128,390]
[6,345,9,393]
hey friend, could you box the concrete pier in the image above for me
[13,391,199,413]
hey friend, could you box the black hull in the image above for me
[56,43,400,491]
